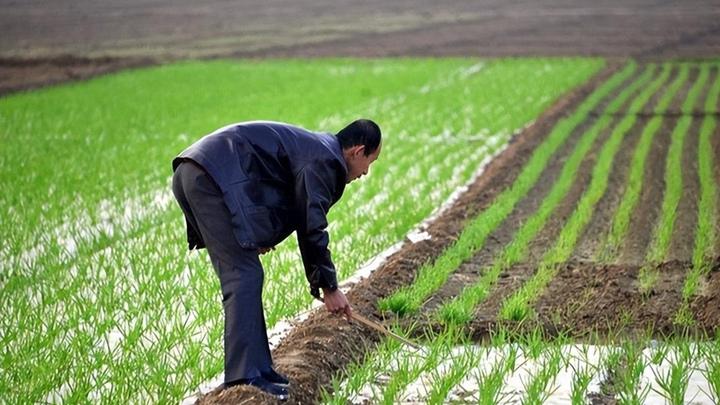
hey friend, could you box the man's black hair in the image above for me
[335,119,381,156]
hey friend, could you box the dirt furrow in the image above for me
[534,260,692,337]
[439,111,631,324]
[690,261,720,330]
[522,117,624,263]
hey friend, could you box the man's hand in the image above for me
[258,246,275,255]
[322,288,353,322]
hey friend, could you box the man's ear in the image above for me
[353,145,366,157]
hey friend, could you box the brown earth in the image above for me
[2,0,720,96]
[0,55,152,96]
[591,65,645,116]
[195,60,622,405]
[536,261,692,338]
[666,66,700,113]
[641,65,680,114]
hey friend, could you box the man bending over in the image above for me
[171,119,382,400]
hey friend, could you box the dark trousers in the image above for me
[171,161,273,383]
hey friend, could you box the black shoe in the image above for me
[262,368,290,386]
[225,376,288,401]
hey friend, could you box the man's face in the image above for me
[344,142,381,183]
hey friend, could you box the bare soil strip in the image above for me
[591,64,644,114]
[0,56,154,96]
[3,1,719,96]
[194,63,621,405]
[535,260,689,338]
[536,259,720,339]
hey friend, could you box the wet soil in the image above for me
[0,55,154,96]
[535,261,688,338]
[194,61,621,405]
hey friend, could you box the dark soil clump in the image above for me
[534,261,695,338]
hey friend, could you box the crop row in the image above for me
[325,61,720,405]
[381,61,644,319]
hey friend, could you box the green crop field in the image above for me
[0,58,602,403]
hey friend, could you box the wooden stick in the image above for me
[351,312,420,350]
[315,297,420,350]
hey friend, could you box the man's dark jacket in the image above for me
[172,121,347,291]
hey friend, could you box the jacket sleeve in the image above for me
[294,160,340,292]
